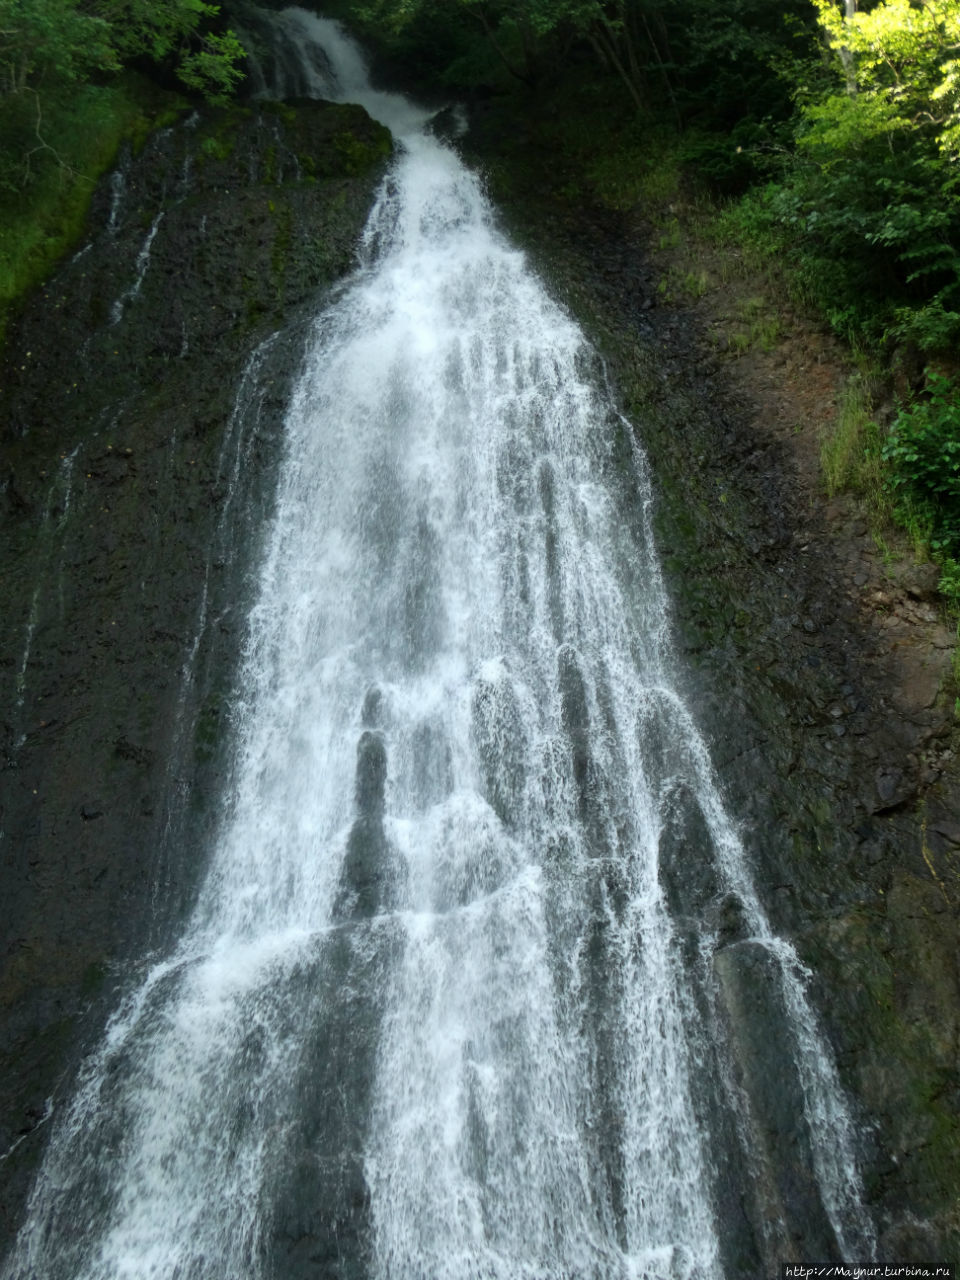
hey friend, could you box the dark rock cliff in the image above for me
[0,97,390,1254]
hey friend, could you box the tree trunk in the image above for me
[841,0,858,95]
[589,20,647,115]
[473,6,535,87]
[635,5,680,126]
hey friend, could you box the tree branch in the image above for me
[21,88,87,187]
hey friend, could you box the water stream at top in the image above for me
[3,11,875,1279]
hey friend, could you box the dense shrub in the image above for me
[883,373,960,560]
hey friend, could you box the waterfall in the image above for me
[3,11,875,1279]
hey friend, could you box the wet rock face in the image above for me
[334,729,407,922]
[713,940,840,1265]
[0,99,390,1256]
[264,920,403,1280]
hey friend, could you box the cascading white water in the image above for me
[4,12,875,1280]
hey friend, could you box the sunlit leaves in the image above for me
[741,1,960,349]
[813,0,960,155]
[797,89,908,154]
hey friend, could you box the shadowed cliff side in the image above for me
[0,97,390,1254]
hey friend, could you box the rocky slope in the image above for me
[0,97,390,1253]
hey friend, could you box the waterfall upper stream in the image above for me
[3,12,876,1279]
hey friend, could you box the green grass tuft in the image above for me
[820,373,885,505]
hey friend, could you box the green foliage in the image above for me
[0,0,117,93]
[94,0,245,101]
[739,1,960,354]
[0,1,244,203]
[177,30,245,101]
[888,300,960,353]
[0,74,172,340]
[813,0,960,157]
[656,264,709,303]
[0,0,244,103]
[0,0,244,329]
[882,372,960,559]
[820,373,885,502]
[333,128,391,175]
[710,183,800,285]
[586,138,679,211]
[937,557,960,605]
[100,0,217,62]
[199,130,234,162]
[332,0,816,127]
[678,122,773,196]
